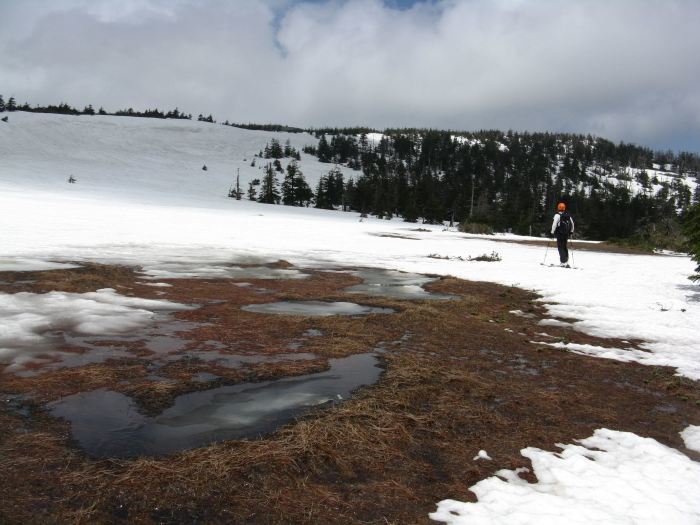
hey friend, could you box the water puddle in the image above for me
[140,261,309,281]
[191,372,220,383]
[159,350,317,368]
[0,289,192,376]
[49,353,382,458]
[344,269,454,300]
[241,301,394,317]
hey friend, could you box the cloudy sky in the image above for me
[1,0,699,152]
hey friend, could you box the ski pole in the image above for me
[569,236,575,267]
[543,238,550,264]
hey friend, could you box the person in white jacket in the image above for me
[550,202,575,267]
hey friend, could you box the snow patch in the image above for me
[0,258,79,272]
[0,288,190,374]
[473,450,492,461]
[431,428,700,524]
[681,426,700,453]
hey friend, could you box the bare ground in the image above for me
[0,263,699,524]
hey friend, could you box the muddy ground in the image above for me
[1,263,699,524]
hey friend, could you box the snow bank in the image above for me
[0,288,190,374]
[431,429,700,525]
[681,426,700,453]
[0,258,79,272]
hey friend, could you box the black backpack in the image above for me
[557,211,572,237]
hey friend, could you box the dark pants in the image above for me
[556,236,569,263]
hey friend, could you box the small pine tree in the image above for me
[247,178,260,201]
[258,163,280,204]
[315,175,333,209]
[6,96,17,111]
[0,95,5,112]
[269,139,284,158]
[281,161,312,206]
[317,134,332,162]
[235,171,242,200]
[281,163,297,206]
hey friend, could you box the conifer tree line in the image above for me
[259,138,301,161]
[296,130,700,244]
[0,94,192,120]
[243,139,305,203]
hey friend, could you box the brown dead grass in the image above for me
[0,263,699,524]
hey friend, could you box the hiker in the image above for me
[550,202,574,267]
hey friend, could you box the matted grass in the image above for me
[1,263,698,523]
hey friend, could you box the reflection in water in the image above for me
[344,268,455,300]
[49,353,382,458]
[242,301,394,317]
[140,262,309,281]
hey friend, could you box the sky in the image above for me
[1,0,699,153]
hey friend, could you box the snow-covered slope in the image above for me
[0,112,354,205]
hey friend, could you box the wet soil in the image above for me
[0,262,699,524]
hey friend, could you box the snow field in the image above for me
[0,112,357,205]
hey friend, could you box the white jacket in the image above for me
[551,212,574,235]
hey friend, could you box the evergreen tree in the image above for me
[0,95,5,112]
[228,170,243,199]
[258,163,280,204]
[317,135,332,162]
[315,175,332,209]
[270,139,283,158]
[235,172,242,200]
[281,161,312,206]
[684,204,700,281]
[6,96,17,111]
[247,178,260,201]
[326,167,345,207]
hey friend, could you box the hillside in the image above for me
[2,111,698,246]
[0,112,354,205]
[301,128,699,242]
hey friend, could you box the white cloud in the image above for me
[1,0,698,150]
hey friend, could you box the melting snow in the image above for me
[431,429,700,524]
[0,288,190,374]
[473,450,492,461]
